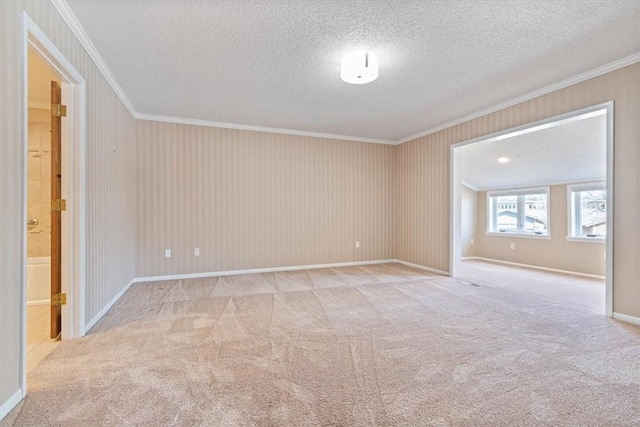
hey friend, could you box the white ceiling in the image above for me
[64,0,639,143]
[458,111,606,191]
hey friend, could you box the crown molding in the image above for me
[50,0,638,146]
[50,2,393,145]
[477,177,607,193]
[395,52,640,145]
[135,113,394,144]
[50,0,137,116]
[460,180,479,192]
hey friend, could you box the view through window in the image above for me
[489,189,548,235]
[569,183,606,237]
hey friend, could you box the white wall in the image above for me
[461,185,477,257]
[475,185,606,276]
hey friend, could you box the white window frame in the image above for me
[566,182,606,242]
[486,186,550,238]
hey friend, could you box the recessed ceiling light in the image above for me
[341,51,379,84]
[497,156,511,163]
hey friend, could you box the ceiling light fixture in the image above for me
[497,156,511,164]
[340,51,379,84]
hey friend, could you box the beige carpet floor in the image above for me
[459,259,606,314]
[3,262,640,426]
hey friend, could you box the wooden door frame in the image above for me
[21,12,87,395]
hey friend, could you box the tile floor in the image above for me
[26,305,59,372]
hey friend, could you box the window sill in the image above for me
[565,236,606,243]
[485,231,551,240]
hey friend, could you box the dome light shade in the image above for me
[340,51,379,84]
[497,156,511,164]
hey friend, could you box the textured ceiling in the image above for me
[65,0,639,142]
[458,112,606,191]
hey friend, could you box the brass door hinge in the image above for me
[52,199,67,211]
[51,293,67,306]
[52,103,67,117]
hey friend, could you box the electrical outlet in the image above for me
[470,238,474,245]
[355,241,360,249]
[194,248,200,256]
[510,242,515,250]
[164,249,171,258]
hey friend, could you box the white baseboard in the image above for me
[0,389,23,421]
[395,260,450,276]
[85,260,396,331]
[133,259,397,283]
[613,312,640,326]
[464,257,605,280]
[27,299,50,306]
[84,278,135,333]
[84,259,452,332]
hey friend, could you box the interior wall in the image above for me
[394,63,639,317]
[475,185,605,276]
[27,108,52,258]
[1,1,638,416]
[461,185,477,257]
[28,48,59,109]
[135,121,394,277]
[26,53,58,260]
[1,0,136,408]
[394,132,450,272]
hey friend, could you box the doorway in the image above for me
[26,48,63,370]
[21,11,87,396]
[450,103,614,317]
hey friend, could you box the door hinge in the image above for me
[51,293,67,306]
[52,199,67,211]
[52,103,67,117]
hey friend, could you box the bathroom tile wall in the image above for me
[27,108,51,258]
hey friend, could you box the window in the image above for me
[568,183,606,238]
[488,188,549,236]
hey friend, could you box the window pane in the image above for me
[578,189,606,236]
[524,193,548,234]
[495,195,518,231]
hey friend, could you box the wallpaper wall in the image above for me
[1,0,638,417]
[135,121,394,277]
[395,63,639,317]
[1,1,136,406]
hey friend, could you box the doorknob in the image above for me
[27,218,39,226]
